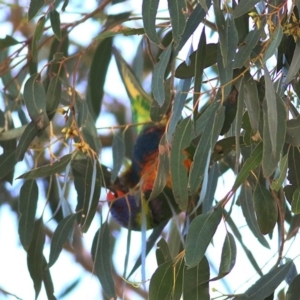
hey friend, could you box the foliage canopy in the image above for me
[1,0,300,299]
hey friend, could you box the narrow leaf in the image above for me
[167,78,192,140]
[185,206,222,268]
[0,35,19,50]
[237,261,293,300]
[170,118,191,211]
[239,185,270,248]
[111,132,125,182]
[32,16,46,62]
[291,187,300,214]
[234,28,263,68]
[286,274,300,300]
[183,256,210,300]
[152,44,172,106]
[91,222,116,299]
[243,74,260,132]
[28,0,46,20]
[113,48,152,125]
[264,26,283,63]
[225,211,263,276]
[87,38,112,118]
[50,10,61,41]
[149,133,169,201]
[0,150,16,180]
[232,0,261,18]
[271,153,288,191]
[18,154,72,179]
[189,104,224,195]
[233,142,263,189]
[48,214,77,268]
[177,2,210,52]
[15,121,40,161]
[46,74,61,121]
[286,115,300,147]
[18,180,38,250]
[167,0,186,45]
[142,0,160,45]
[23,73,46,118]
[253,183,278,235]
[218,232,237,277]
[149,260,173,300]
[27,217,45,299]
[156,238,172,266]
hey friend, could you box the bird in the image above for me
[107,124,192,230]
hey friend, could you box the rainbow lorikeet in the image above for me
[107,124,192,230]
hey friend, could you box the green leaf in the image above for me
[232,0,261,18]
[18,180,38,251]
[152,44,173,106]
[32,16,46,62]
[193,29,206,117]
[150,78,172,122]
[243,74,260,132]
[185,206,222,268]
[23,73,49,130]
[111,132,125,182]
[76,94,101,153]
[291,187,300,214]
[15,121,40,161]
[218,232,236,278]
[87,38,112,119]
[224,211,263,276]
[0,150,16,180]
[177,2,210,52]
[285,39,300,83]
[46,74,61,121]
[27,217,45,299]
[236,261,293,300]
[262,83,286,177]
[149,133,169,201]
[0,35,19,50]
[286,115,300,147]
[239,185,270,248]
[264,26,283,63]
[234,28,263,68]
[142,0,160,45]
[183,256,210,300]
[167,0,186,45]
[271,153,288,191]
[18,154,73,179]
[72,158,102,232]
[170,118,191,211]
[189,104,224,195]
[48,214,77,268]
[253,183,278,235]
[233,142,263,189]
[42,257,56,300]
[168,78,192,140]
[28,0,46,20]
[156,238,172,266]
[286,274,300,300]
[149,259,175,300]
[175,44,217,79]
[50,10,61,41]
[113,48,152,125]
[91,222,116,299]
